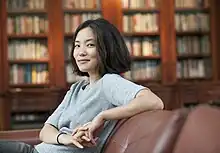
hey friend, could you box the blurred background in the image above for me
[0,0,220,131]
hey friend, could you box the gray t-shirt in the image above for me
[35,73,145,153]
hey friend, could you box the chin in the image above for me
[78,67,90,73]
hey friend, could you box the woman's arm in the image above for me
[39,124,60,144]
[39,124,85,148]
[87,88,164,141]
[99,88,163,120]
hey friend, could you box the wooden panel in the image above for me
[47,0,65,88]
[1,0,9,92]
[102,0,122,30]
[0,96,11,130]
[160,0,177,84]
[197,82,220,103]
[210,0,220,80]
[9,89,66,113]
[150,85,179,110]
[177,84,198,106]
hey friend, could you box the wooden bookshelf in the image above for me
[0,0,220,130]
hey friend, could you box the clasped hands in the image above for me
[59,114,105,149]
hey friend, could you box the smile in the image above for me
[78,60,90,64]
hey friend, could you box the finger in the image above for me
[81,136,90,142]
[71,128,78,136]
[83,122,91,127]
[74,131,85,138]
[77,126,88,131]
[85,131,89,138]
[72,139,84,149]
[88,130,96,145]
[72,125,81,135]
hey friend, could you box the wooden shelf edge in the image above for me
[9,59,49,64]
[63,8,101,13]
[123,32,160,36]
[8,34,48,39]
[7,9,47,14]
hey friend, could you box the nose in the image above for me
[78,46,87,56]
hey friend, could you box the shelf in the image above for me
[63,8,102,13]
[175,7,209,13]
[132,55,160,60]
[8,34,48,39]
[134,79,161,84]
[123,32,159,37]
[176,31,209,36]
[178,77,212,82]
[177,54,210,59]
[9,59,49,64]
[9,83,50,88]
[7,9,47,14]
[122,8,159,14]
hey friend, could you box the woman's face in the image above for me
[73,27,99,75]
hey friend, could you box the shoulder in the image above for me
[102,73,123,81]
[69,79,88,91]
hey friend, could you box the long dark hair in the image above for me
[71,18,131,77]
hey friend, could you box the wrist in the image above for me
[57,132,66,145]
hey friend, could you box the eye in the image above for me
[74,44,80,48]
[87,43,95,47]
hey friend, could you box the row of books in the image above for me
[175,13,209,32]
[11,112,49,130]
[177,59,212,78]
[8,40,48,60]
[7,0,46,10]
[7,16,48,35]
[123,14,159,33]
[64,39,73,60]
[175,0,209,8]
[63,0,101,9]
[12,113,48,122]
[10,64,49,84]
[177,36,210,55]
[64,13,102,33]
[124,37,160,56]
[122,0,159,8]
[124,61,161,81]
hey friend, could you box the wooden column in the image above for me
[101,0,122,31]
[210,0,220,81]
[0,0,11,131]
[47,0,66,89]
[160,0,177,85]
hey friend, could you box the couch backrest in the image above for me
[173,105,220,153]
[103,109,189,153]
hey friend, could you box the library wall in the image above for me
[0,0,220,131]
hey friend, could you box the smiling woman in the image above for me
[0,18,163,153]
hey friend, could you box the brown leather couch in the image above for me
[0,105,220,153]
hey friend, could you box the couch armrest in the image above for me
[0,129,41,146]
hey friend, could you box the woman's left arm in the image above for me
[87,88,164,143]
[98,88,164,121]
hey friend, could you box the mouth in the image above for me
[77,59,90,64]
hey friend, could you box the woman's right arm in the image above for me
[39,123,85,148]
[39,123,60,144]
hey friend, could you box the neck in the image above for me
[88,73,101,85]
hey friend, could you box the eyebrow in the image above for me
[75,38,95,43]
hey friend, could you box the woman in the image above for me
[0,18,163,153]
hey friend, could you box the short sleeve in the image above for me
[45,87,73,127]
[102,74,146,106]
